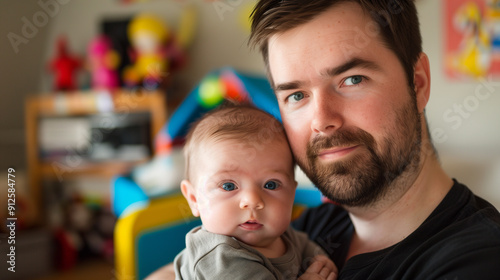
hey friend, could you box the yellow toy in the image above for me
[123,8,196,89]
[114,193,200,280]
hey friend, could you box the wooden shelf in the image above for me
[25,90,167,226]
[39,159,148,179]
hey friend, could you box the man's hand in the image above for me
[298,255,338,280]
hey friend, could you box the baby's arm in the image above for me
[299,255,338,280]
[287,227,337,280]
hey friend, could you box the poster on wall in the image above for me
[444,0,500,80]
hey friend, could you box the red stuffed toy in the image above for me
[49,36,82,91]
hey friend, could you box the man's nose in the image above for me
[311,91,344,134]
[239,189,264,210]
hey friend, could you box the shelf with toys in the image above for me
[25,89,167,226]
[24,7,197,228]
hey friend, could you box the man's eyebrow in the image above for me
[273,58,380,92]
[324,57,381,77]
[274,81,303,92]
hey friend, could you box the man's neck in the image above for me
[345,153,453,260]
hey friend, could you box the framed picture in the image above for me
[444,0,500,79]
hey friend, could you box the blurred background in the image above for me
[0,0,499,279]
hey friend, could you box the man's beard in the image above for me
[297,93,422,207]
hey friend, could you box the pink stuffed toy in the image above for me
[87,35,120,90]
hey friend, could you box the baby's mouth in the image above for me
[239,220,263,230]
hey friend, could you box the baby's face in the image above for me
[188,138,296,248]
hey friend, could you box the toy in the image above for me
[123,14,168,89]
[87,35,120,90]
[123,10,195,90]
[49,36,82,91]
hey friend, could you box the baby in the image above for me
[174,104,337,279]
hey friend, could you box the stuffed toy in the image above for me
[87,35,120,90]
[49,36,82,91]
[123,8,196,90]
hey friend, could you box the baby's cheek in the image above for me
[196,196,211,215]
[197,191,221,218]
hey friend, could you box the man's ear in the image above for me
[180,179,200,217]
[413,52,431,113]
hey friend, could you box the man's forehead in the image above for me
[266,6,375,69]
[267,2,369,42]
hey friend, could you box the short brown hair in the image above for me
[183,103,292,180]
[249,0,422,89]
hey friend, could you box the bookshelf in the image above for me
[25,90,166,225]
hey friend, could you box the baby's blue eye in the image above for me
[264,181,278,190]
[222,182,236,191]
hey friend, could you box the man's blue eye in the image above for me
[344,75,363,86]
[292,92,304,101]
[287,91,304,103]
[222,182,236,191]
[264,181,278,190]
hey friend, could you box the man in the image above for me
[148,1,500,279]
[249,0,500,279]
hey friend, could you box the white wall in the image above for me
[0,0,54,171]
[418,0,500,208]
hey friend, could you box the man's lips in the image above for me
[239,220,263,231]
[318,145,359,160]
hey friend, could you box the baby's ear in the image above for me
[180,179,200,217]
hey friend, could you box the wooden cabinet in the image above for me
[25,90,166,225]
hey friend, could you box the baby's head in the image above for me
[181,104,297,248]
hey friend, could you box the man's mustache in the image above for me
[307,128,376,157]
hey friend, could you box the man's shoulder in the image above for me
[445,180,500,231]
[393,181,500,279]
[416,180,500,253]
[340,181,500,279]
[433,194,500,249]
[401,216,500,280]
[428,206,500,249]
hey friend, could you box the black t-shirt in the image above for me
[292,180,500,279]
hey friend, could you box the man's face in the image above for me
[268,2,422,207]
